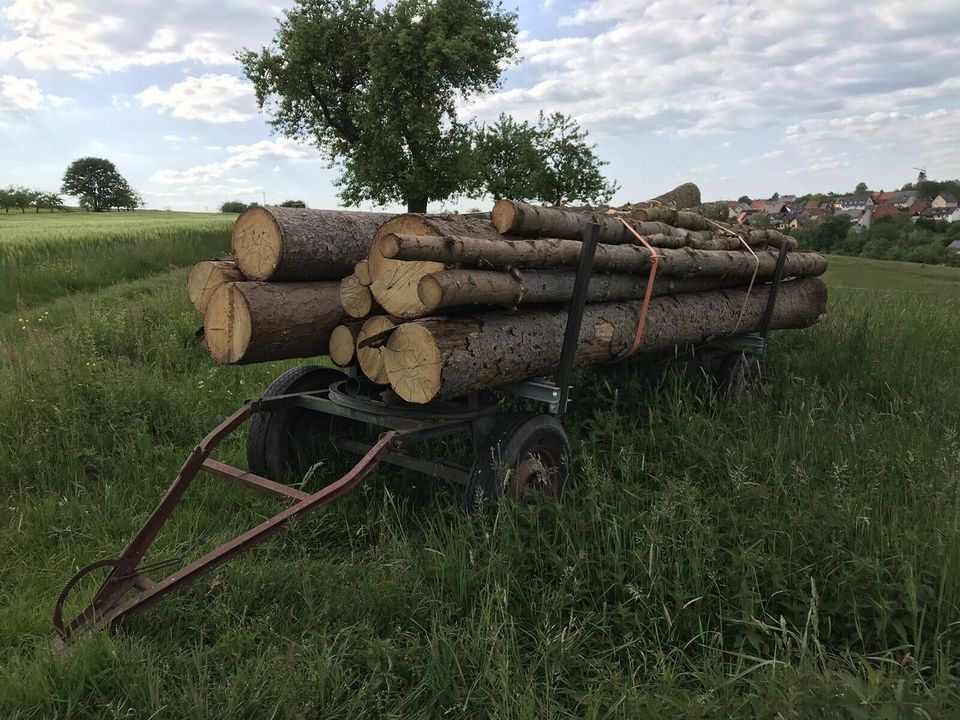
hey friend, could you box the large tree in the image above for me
[240,0,517,212]
[61,157,134,212]
[475,112,618,205]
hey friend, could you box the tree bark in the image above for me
[231,206,394,281]
[203,281,343,364]
[382,233,826,280]
[187,260,244,313]
[383,277,827,403]
[368,215,502,318]
[417,269,768,313]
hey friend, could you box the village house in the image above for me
[932,192,958,209]
[948,239,960,253]
[834,195,874,212]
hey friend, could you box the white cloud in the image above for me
[468,0,960,145]
[137,74,258,123]
[0,74,44,111]
[0,0,275,75]
[0,73,67,113]
[150,138,319,185]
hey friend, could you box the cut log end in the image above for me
[490,200,516,234]
[340,274,374,318]
[354,260,371,286]
[231,207,283,280]
[204,284,251,364]
[187,260,243,313]
[417,274,444,312]
[357,316,397,385]
[329,324,359,367]
[383,322,441,404]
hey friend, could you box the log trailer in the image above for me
[51,225,787,651]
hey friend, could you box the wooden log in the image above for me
[231,206,393,281]
[418,269,763,313]
[354,260,372,286]
[204,281,343,364]
[330,322,362,367]
[367,215,500,319]
[340,274,377,318]
[382,233,827,280]
[187,260,244,313]
[383,277,827,404]
[356,316,396,384]
[648,182,701,208]
[630,207,714,231]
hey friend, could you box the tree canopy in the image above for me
[279,199,308,208]
[475,112,618,205]
[241,0,518,212]
[61,157,140,212]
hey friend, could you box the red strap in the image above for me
[618,218,660,356]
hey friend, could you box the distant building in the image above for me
[835,195,874,212]
[949,208,960,223]
[947,240,960,253]
[932,192,958,209]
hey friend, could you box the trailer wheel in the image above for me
[247,366,352,481]
[716,351,762,399]
[465,412,570,514]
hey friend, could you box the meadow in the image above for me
[1,213,959,718]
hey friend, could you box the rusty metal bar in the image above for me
[56,431,396,644]
[200,458,309,502]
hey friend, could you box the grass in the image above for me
[0,211,235,314]
[1,217,959,718]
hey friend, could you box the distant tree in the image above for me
[855,181,868,194]
[737,195,751,204]
[476,112,618,205]
[770,191,780,201]
[0,186,14,213]
[35,192,64,212]
[105,177,143,211]
[239,0,518,212]
[279,199,307,208]
[900,182,915,191]
[220,201,249,213]
[61,157,133,212]
[10,185,37,213]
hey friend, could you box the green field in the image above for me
[1,213,959,718]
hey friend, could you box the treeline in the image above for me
[0,186,65,213]
[791,215,960,266]
[220,200,307,213]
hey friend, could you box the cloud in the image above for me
[468,0,960,145]
[0,73,67,113]
[0,0,276,75]
[0,74,44,111]
[150,138,320,185]
[137,74,258,123]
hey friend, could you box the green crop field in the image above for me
[1,212,959,718]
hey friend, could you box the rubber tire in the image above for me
[246,366,349,481]
[715,351,762,399]
[465,412,571,514]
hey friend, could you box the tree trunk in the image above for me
[231,206,394,281]
[407,197,428,213]
[187,260,244,313]
[203,281,343,364]
[383,277,827,403]
[417,269,772,313]
[339,274,377,318]
[368,215,502,318]
[382,233,826,280]
[357,316,396,384]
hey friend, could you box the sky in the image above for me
[1,0,959,212]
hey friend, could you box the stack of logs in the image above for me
[189,184,828,405]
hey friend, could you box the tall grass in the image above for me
[0,211,234,313]
[1,247,959,717]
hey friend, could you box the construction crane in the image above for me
[913,166,927,183]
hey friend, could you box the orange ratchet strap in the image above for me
[618,218,660,356]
